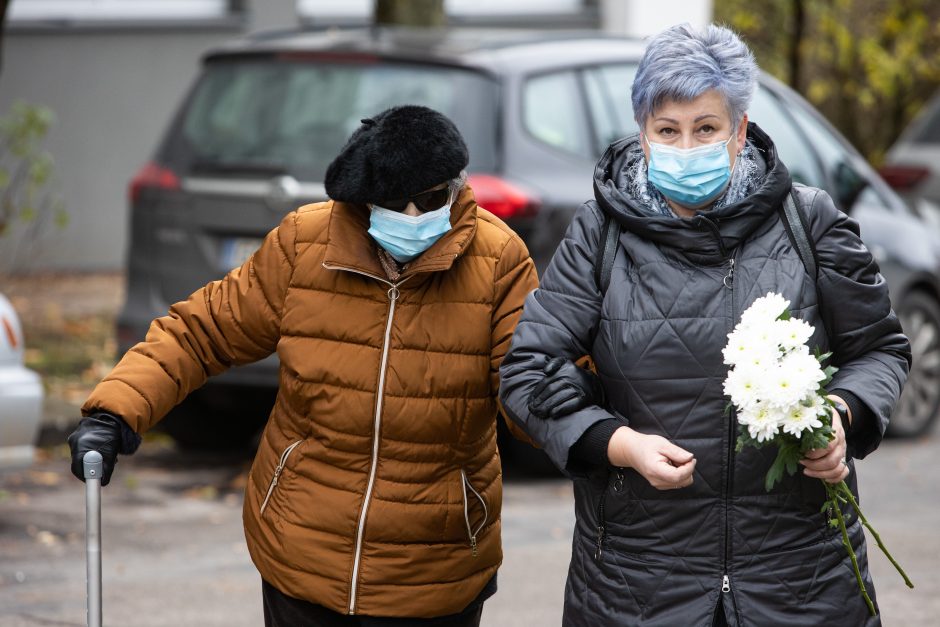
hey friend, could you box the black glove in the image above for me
[68,413,141,486]
[528,357,606,420]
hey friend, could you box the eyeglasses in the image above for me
[376,185,451,213]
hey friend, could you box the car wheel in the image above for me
[889,290,940,438]
[157,385,273,451]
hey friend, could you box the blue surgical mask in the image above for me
[646,134,735,208]
[368,203,453,263]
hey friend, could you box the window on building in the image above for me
[8,0,230,23]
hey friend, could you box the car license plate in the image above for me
[220,237,264,270]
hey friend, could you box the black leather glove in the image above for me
[528,357,606,420]
[68,413,141,486]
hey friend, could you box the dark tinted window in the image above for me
[747,87,823,188]
[785,101,885,210]
[911,95,940,144]
[165,59,499,179]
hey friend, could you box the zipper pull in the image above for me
[387,285,400,301]
[721,574,731,593]
[723,259,735,289]
[594,525,605,561]
[470,536,478,558]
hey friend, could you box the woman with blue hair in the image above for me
[499,23,910,626]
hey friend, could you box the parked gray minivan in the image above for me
[122,28,940,453]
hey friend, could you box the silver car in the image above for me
[0,292,43,471]
[882,89,940,213]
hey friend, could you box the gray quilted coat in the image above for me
[499,125,911,626]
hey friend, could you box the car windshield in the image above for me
[165,58,499,180]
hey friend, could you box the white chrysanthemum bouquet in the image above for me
[723,292,911,615]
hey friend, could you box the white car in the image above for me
[0,292,43,471]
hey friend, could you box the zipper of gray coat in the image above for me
[721,250,738,609]
[322,262,408,615]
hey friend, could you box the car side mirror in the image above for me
[833,161,868,212]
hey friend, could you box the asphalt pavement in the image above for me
[0,430,936,626]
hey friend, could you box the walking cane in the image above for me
[83,451,103,627]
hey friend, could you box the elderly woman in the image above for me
[499,24,910,626]
[69,105,538,626]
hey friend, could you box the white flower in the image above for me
[739,292,790,328]
[780,400,825,437]
[738,402,783,442]
[760,362,813,409]
[723,291,831,446]
[723,325,779,368]
[779,351,827,390]
[723,364,764,408]
[777,318,814,352]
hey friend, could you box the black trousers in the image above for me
[262,580,485,627]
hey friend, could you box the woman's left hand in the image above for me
[800,403,850,484]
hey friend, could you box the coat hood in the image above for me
[592,122,793,263]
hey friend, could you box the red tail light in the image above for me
[116,323,140,350]
[130,162,180,205]
[878,164,929,191]
[1,316,18,350]
[467,174,541,220]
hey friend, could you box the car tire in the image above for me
[157,385,274,451]
[889,290,940,438]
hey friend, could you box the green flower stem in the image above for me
[824,482,877,616]
[836,480,914,589]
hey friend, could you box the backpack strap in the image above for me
[779,188,819,281]
[594,212,620,294]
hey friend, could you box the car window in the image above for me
[523,70,591,158]
[747,87,823,188]
[785,101,881,210]
[582,64,639,156]
[910,96,940,144]
[168,59,499,180]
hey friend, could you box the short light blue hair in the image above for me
[631,23,757,127]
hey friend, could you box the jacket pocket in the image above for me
[460,469,488,557]
[260,440,303,517]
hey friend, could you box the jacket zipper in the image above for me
[322,262,409,616]
[260,440,303,516]
[591,470,616,562]
[721,252,737,606]
[460,469,489,557]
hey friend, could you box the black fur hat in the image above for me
[324,105,469,204]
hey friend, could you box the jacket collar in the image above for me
[322,185,479,281]
[592,122,792,263]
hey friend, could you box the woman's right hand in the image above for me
[607,426,696,490]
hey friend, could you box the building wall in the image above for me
[0,1,299,272]
[600,0,713,38]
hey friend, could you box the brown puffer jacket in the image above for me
[82,186,538,618]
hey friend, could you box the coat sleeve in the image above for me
[499,202,617,474]
[81,211,298,433]
[806,188,912,458]
[490,233,540,442]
